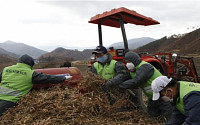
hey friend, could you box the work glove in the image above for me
[102,81,113,92]
[65,75,72,80]
[119,80,133,89]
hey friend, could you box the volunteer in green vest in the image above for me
[90,46,128,92]
[152,76,200,125]
[0,54,72,116]
[119,52,172,120]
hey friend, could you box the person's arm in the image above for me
[107,61,129,86]
[32,71,66,84]
[0,68,4,83]
[183,91,200,125]
[165,106,186,125]
[102,62,130,91]
[119,64,154,89]
[90,64,97,74]
[0,70,2,83]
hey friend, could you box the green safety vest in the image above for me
[0,63,34,102]
[176,81,200,114]
[130,61,162,98]
[93,60,117,80]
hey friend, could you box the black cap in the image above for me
[18,54,35,67]
[92,46,107,54]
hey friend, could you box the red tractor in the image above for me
[88,7,199,112]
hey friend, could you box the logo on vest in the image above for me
[6,69,27,75]
[189,83,195,87]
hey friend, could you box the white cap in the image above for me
[151,76,172,100]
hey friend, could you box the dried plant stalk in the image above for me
[0,72,162,125]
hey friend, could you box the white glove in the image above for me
[65,75,72,80]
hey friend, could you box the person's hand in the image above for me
[102,81,113,92]
[65,75,72,80]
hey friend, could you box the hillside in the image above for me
[0,41,47,58]
[38,47,93,62]
[136,28,200,54]
[163,28,200,54]
[109,37,156,50]
[0,54,17,63]
[135,36,179,53]
[0,48,19,58]
[0,54,17,70]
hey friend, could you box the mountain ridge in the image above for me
[109,37,156,50]
[0,41,47,58]
[0,48,19,58]
[38,47,93,62]
[1,28,200,65]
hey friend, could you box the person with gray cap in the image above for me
[90,46,128,92]
[152,76,200,125]
[0,54,72,116]
[119,51,172,120]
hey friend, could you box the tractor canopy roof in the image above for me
[89,7,160,28]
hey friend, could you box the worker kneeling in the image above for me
[152,76,200,125]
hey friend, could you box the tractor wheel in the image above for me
[126,88,148,113]
[137,88,148,113]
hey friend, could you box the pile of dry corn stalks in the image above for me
[0,72,162,125]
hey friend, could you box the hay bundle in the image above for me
[0,72,162,125]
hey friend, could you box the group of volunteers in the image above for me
[90,45,200,125]
[1,45,200,125]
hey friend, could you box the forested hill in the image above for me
[136,28,200,55]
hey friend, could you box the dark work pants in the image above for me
[0,100,17,117]
[147,98,173,121]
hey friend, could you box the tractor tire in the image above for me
[126,88,148,113]
[137,88,148,113]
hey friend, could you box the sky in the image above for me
[0,0,200,52]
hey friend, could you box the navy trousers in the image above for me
[0,100,17,117]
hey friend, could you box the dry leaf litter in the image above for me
[0,72,163,125]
